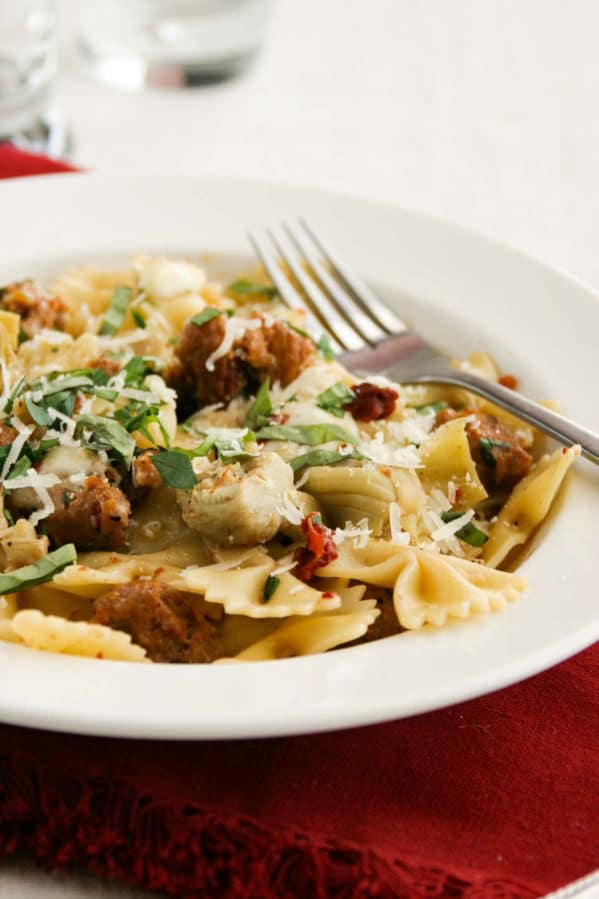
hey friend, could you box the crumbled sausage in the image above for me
[0,423,18,447]
[436,408,532,488]
[91,580,220,663]
[45,476,131,550]
[171,314,315,407]
[343,382,398,421]
[131,451,162,490]
[90,357,122,378]
[0,280,66,338]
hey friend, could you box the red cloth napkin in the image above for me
[0,146,597,899]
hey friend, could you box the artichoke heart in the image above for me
[176,451,294,545]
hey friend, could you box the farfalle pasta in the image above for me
[0,257,578,663]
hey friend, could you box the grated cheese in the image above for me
[389,502,410,546]
[277,490,304,526]
[334,518,371,549]
[0,417,33,481]
[357,431,422,469]
[0,358,12,413]
[205,316,262,372]
[136,259,206,298]
[3,468,59,526]
[431,509,474,543]
[271,554,298,577]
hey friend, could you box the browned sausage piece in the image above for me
[91,580,220,663]
[131,451,162,490]
[436,408,532,488]
[171,314,315,407]
[0,280,66,338]
[0,423,18,447]
[45,476,131,550]
[89,357,122,378]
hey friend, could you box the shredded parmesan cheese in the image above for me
[431,509,475,543]
[205,317,262,372]
[0,418,33,481]
[271,554,298,577]
[389,502,410,546]
[357,431,422,469]
[334,518,371,548]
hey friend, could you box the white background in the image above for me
[3,0,598,896]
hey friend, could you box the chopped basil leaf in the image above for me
[290,448,362,472]
[3,507,14,526]
[479,437,510,468]
[256,423,358,446]
[75,414,136,468]
[440,510,489,546]
[246,377,272,430]
[0,543,77,595]
[190,307,224,327]
[28,437,60,463]
[262,574,280,603]
[131,309,146,329]
[24,395,53,427]
[45,389,76,419]
[411,401,448,415]
[316,382,355,418]
[99,285,132,336]
[17,327,28,345]
[4,376,25,414]
[152,450,196,489]
[227,279,277,299]
[114,401,170,447]
[123,355,148,385]
[7,455,30,480]
[317,334,336,360]
[90,387,120,402]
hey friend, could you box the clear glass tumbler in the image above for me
[0,0,64,153]
[77,0,273,91]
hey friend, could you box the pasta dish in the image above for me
[0,258,579,663]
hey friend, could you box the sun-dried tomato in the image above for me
[343,382,398,421]
[293,512,338,581]
[499,373,518,389]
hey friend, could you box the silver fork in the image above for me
[248,220,599,465]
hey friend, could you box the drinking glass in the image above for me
[0,0,66,154]
[77,0,273,91]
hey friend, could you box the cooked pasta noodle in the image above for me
[0,257,578,664]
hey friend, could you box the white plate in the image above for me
[0,173,597,739]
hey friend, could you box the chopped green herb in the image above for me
[114,401,170,447]
[256,423,358,446]
[28,437,60,464]
[262,574,281,603]
[75,414,136,468]
[6,456,31,480]
[227,279,277,299]
[152,450,196,489]
[99,285,132,336]
[0,543,77,595]
[89,387,119,402]
[411,401,448,415]
[3,507,14,526]
[190,307,224,328]
[4,376,26,414]
[316,382,355,418]
[17,328,28,345]
[169,337,178,346]
[246,378,272,430]
[479,437,510,468]
[123,355,149,385]
[290,448,362,472]
[24,396,53,427]
[131,309,146,329]
[317,334,336,360]
[440,510,489,546]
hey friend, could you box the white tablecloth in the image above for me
[4,0,598,895]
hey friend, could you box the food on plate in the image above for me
[0,258,579,663]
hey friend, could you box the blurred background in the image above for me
[1,0,598,288]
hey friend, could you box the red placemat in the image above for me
[0,147,597,899]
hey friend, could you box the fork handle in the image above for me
[413,371,599,465]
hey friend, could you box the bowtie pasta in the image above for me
[0,259,579,663]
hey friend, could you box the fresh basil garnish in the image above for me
[317,334,336,360]
[316,382,355,418]
[0,543,77,595]
[24,396,53,427]
[131,309,146,329]
[99,285,132,337]
[246,378,272,430]
[227,279,277,299]
[152,450,196,489]
[440,510,489,546]
[262,574,281,603]
[256,423,358,446]
[478,437,510,468]
[75,414,136,468]
[411,401,448,415]
[190,307,224,328]
[290,448,362,472]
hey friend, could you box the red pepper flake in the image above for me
[343,382,398,422]
[454,486,463,503]
[272,412,290,425]
[293,512,339,581]
[322,591,336,598]
[96,651,104,659]
[499,374,518,389]
[153,566,165,577]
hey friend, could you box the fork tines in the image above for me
[247,220,407,353]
